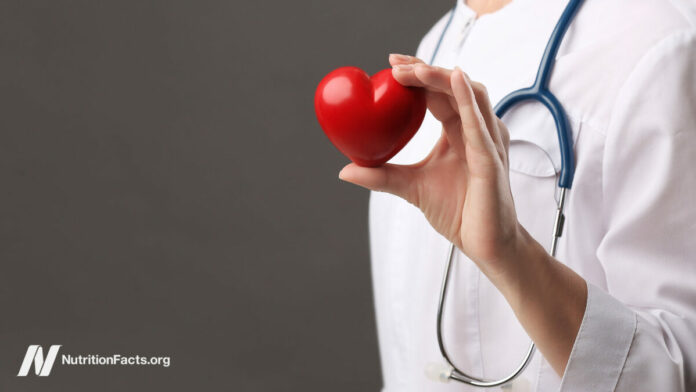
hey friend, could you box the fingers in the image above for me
[424,90,457,122]
[388,53,424,66]
[470,81,496,141]
[497,117,511,167]
[338,162,419,205]
[388,55,507,165]
[470,80,508,162]
[392,62,453,93]
[450,67,497,157]
[388,55,459,126]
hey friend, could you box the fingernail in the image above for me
[393,63,414,71]
[390,53,412,62]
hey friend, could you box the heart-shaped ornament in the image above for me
[314,66,426,167]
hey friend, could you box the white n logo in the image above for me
[17,345,62,376]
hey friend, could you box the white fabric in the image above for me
[368,0,696,391]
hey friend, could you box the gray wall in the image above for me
[0,1,449,390]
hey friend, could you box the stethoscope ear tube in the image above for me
[495,90,575,189]
[493,0,585,190]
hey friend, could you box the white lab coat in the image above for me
[368,0,696,391]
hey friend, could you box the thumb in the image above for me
[338,163,418,203]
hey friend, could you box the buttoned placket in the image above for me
[456,16,476,50]
[440,4,541,391]
[432,0,490,386]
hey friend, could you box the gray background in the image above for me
[0,0,449,390]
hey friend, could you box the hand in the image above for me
[340,54,589,377]
[339,54,522,279]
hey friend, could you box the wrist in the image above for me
[486,224,555,303]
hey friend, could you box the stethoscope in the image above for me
[425,0,584,387]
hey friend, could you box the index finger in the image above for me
[388,53,425,66]
[392,63,453,95]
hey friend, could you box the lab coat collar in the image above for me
[456,0,539,22]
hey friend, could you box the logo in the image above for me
[17,345,62,377]
[17,345,171,376]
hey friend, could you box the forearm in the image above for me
[485,225,588,377]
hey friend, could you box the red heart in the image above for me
[314,67,426,167]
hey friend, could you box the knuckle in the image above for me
[501,125,510,142]
[414,63,431,80]
[444,114,461,129]
[472,81,488,95]
[475,111,487,128]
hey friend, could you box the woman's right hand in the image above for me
[339,54,521,281]
[339,54,589,376]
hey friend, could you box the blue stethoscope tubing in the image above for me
[429,0,584,387]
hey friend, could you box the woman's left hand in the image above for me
[339,54,523,281]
